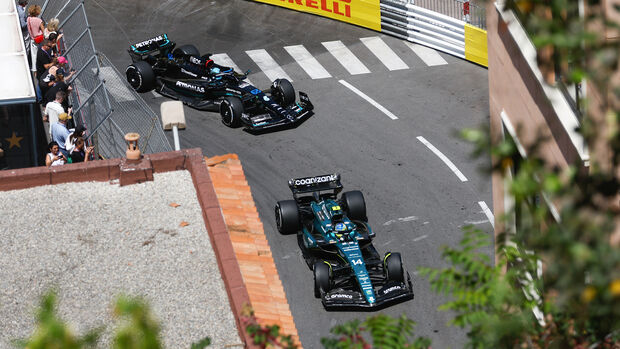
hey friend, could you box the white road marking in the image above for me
[383,216,418,226]
[284,45,332,79]
[416,136,468,182]
[478,201,495,228]
[322,40,371,75]
[211,53,254,86]
[360,37,409,71]
[97,66,135,102]
[338,80,398,120]
[464,220,490,225]
[412,234,428,242]
[245,49,292,82]
[405,42,448,66]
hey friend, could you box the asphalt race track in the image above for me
[88,1,491,347]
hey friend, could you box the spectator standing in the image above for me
[45,141,66,167]
[44,18,60,39]
[65,124,86,153]
[36,40,54,79]
[26,5,44,74]
[44,91,66,126]
[69,137,93,163]
[17,1,28,39]
[51,113,71,158]
[43,73,72,108]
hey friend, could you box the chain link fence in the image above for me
[382,0,486,29]
[36,0,171,158]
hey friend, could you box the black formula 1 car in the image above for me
[275,174,414,310]
[125,34,313,130]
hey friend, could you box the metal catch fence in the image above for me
[36,0,171,158]
[381,0,486,29]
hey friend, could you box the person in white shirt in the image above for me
[44,91,66,134]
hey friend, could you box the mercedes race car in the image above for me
[125,34,313,130]
[275,174,414,310]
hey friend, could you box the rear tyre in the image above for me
[385,252,404,283]
[271,79,295,106]
[125,61,155,93]
[275,200,300,235]
[173,44,200,58]
[342,191,367,222]
[313,261,332,298]
[219,97,243,128]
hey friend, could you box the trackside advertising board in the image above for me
[252,0,381,31]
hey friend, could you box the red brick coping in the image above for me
[0,149,257,347]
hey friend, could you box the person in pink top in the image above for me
[27,5,44,74]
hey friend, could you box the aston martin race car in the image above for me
[275,174,414,310]
[125,34,313,130]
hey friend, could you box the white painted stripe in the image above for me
[211,53,254,86]
[245,49,292,82]
[405,42,448,66]
[322,40,371,75]
[338,80,398,120]
[416,136,468,182]
[478,201,495,228]
[360,37,409,71]
[284,45,332,79]
[412,234,428,242]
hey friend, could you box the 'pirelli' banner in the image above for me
[252,0,381,31]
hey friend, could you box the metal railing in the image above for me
[381,0,486,29]
[37,0,171,158]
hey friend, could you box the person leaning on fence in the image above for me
[51,113,71,158]
[69,137,93,163]
[44,90,66,126]
[45,141,66,167]
[26,5,44,72]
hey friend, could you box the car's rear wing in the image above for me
[128,34,174,60]
[288,174,343,197]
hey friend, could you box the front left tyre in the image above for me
[219,96,243,128]
[271,79,295,107]
[275,200,300,235]
[385,252,404,283]
[126,61,155,93]
[313,261,332,298]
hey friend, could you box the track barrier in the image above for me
[249,0,488,67]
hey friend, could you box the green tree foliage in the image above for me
[112,296,163,349]
[16,292,212,349]
[321,315,430,349]
[14,290,101,349]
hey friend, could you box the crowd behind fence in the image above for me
[35,0,171,159]
[381,0,486,29]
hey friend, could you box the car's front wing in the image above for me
[321,274,414,310]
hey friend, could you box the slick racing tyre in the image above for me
[219,97,243,128]
[173,44,200,58]
[342,190,367,222]
[126,61,155,93]
[314,261,332,298]
[385,252,404,283]
[275,200,300,235]
[271,78,295,107]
